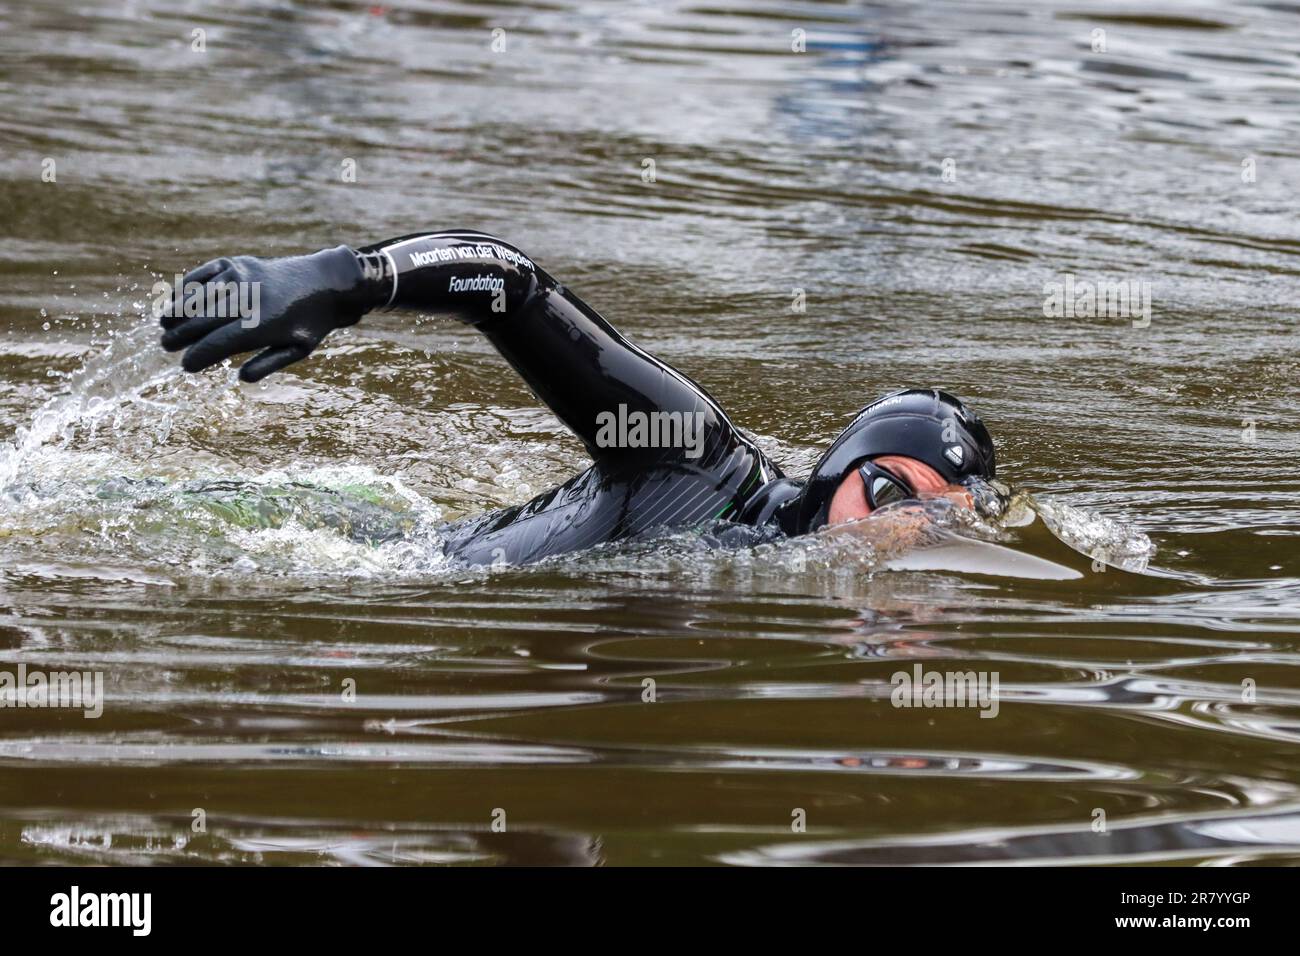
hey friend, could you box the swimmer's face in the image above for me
[826,455,973,526]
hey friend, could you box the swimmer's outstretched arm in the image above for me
[158,232,737,463]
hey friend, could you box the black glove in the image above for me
[158,245,379,382]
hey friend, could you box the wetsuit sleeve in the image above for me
[351,230,741,464]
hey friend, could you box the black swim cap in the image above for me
[793,388,996,533]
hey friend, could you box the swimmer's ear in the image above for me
[239,344,312,383]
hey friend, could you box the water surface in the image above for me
[1,0,1299,865]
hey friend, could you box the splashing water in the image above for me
[1025,494,1155,574]
[0,320,452,579]
[0,321,175,492]
[0,319,1155,583]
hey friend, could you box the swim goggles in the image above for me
[857,459,916,511]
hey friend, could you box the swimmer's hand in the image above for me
[158,246,372,382]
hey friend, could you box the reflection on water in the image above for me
[1,0,1299,865]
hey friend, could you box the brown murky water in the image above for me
[1,0,1299,865]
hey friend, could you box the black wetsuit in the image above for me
[160,231,996,564]
[351,231,802,565]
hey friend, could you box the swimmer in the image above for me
[157,231,996,565]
